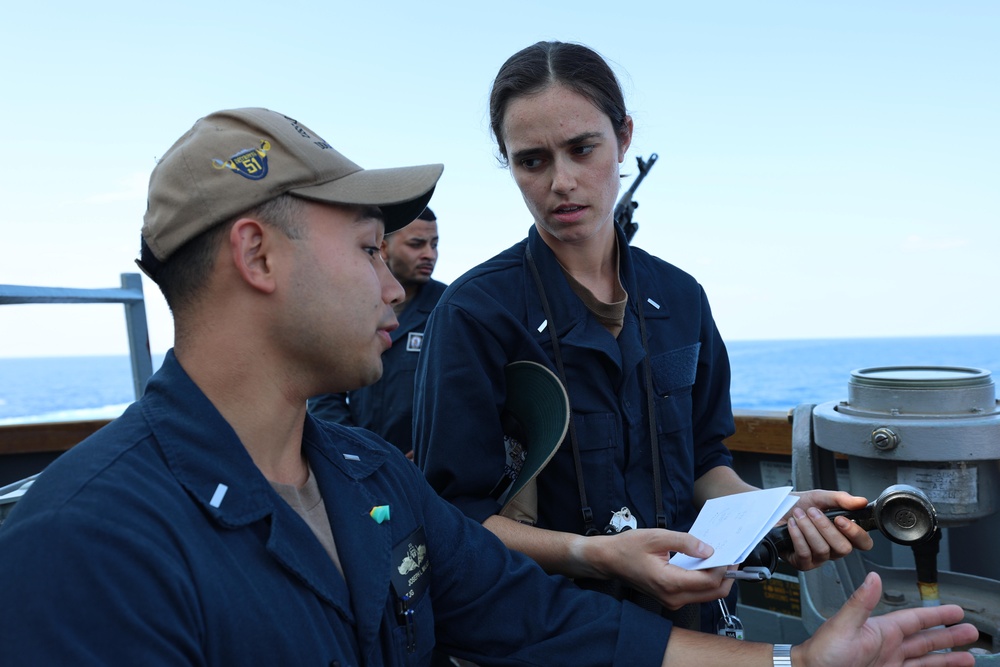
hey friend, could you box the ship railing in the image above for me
[0,273,153,487]
[0,272,153,399]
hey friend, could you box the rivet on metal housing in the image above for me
[871,427,900,451]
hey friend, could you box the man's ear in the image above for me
[229,218,277,294]
[380,238,390,262]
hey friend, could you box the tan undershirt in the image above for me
[270,467,345,577]
[559,243,629,338]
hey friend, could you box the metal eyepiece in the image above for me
[870,484,937,545]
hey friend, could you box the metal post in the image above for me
[120,273,153,398]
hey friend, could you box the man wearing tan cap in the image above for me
[0,108,977,667]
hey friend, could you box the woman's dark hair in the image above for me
[489,41,629,164]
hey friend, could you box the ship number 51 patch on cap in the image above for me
[212,140,271,180]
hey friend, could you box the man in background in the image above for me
[309,207,445,457]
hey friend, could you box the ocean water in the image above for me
[0,354,166,425]
[727,335,1000,411]
[1,336,998,423]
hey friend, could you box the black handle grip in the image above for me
[741,484,937,574]
[766,506,878,555]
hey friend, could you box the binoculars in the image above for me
[743,484,938,577]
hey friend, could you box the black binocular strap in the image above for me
[525,243,669,533]
[526,244,595,533]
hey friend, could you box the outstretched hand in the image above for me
[797,572,978,667]
[586,528,734,609]
[782,490,875,571]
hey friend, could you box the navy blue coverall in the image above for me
[414,224,738,630]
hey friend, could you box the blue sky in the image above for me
[2,1,997,358]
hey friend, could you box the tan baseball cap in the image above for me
[138,107,443,280]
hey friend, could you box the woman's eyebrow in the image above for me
[510,131,604,163]
[561,131,603,147]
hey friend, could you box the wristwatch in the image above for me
[773,644,792,666]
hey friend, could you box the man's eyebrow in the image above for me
[356,205,384,222]
[509,131,604,163]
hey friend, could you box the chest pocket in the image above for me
[379,333,422,411]
[543,410,620,534]
[387,587,434,664]
[649,342,700,435]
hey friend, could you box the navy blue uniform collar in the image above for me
[142,351,277,527]
[523,224,666,377]
[524,224,670,317]
[144,352,391,517]
[141,352,395,636]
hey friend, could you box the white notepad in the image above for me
[670,486,798,570]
